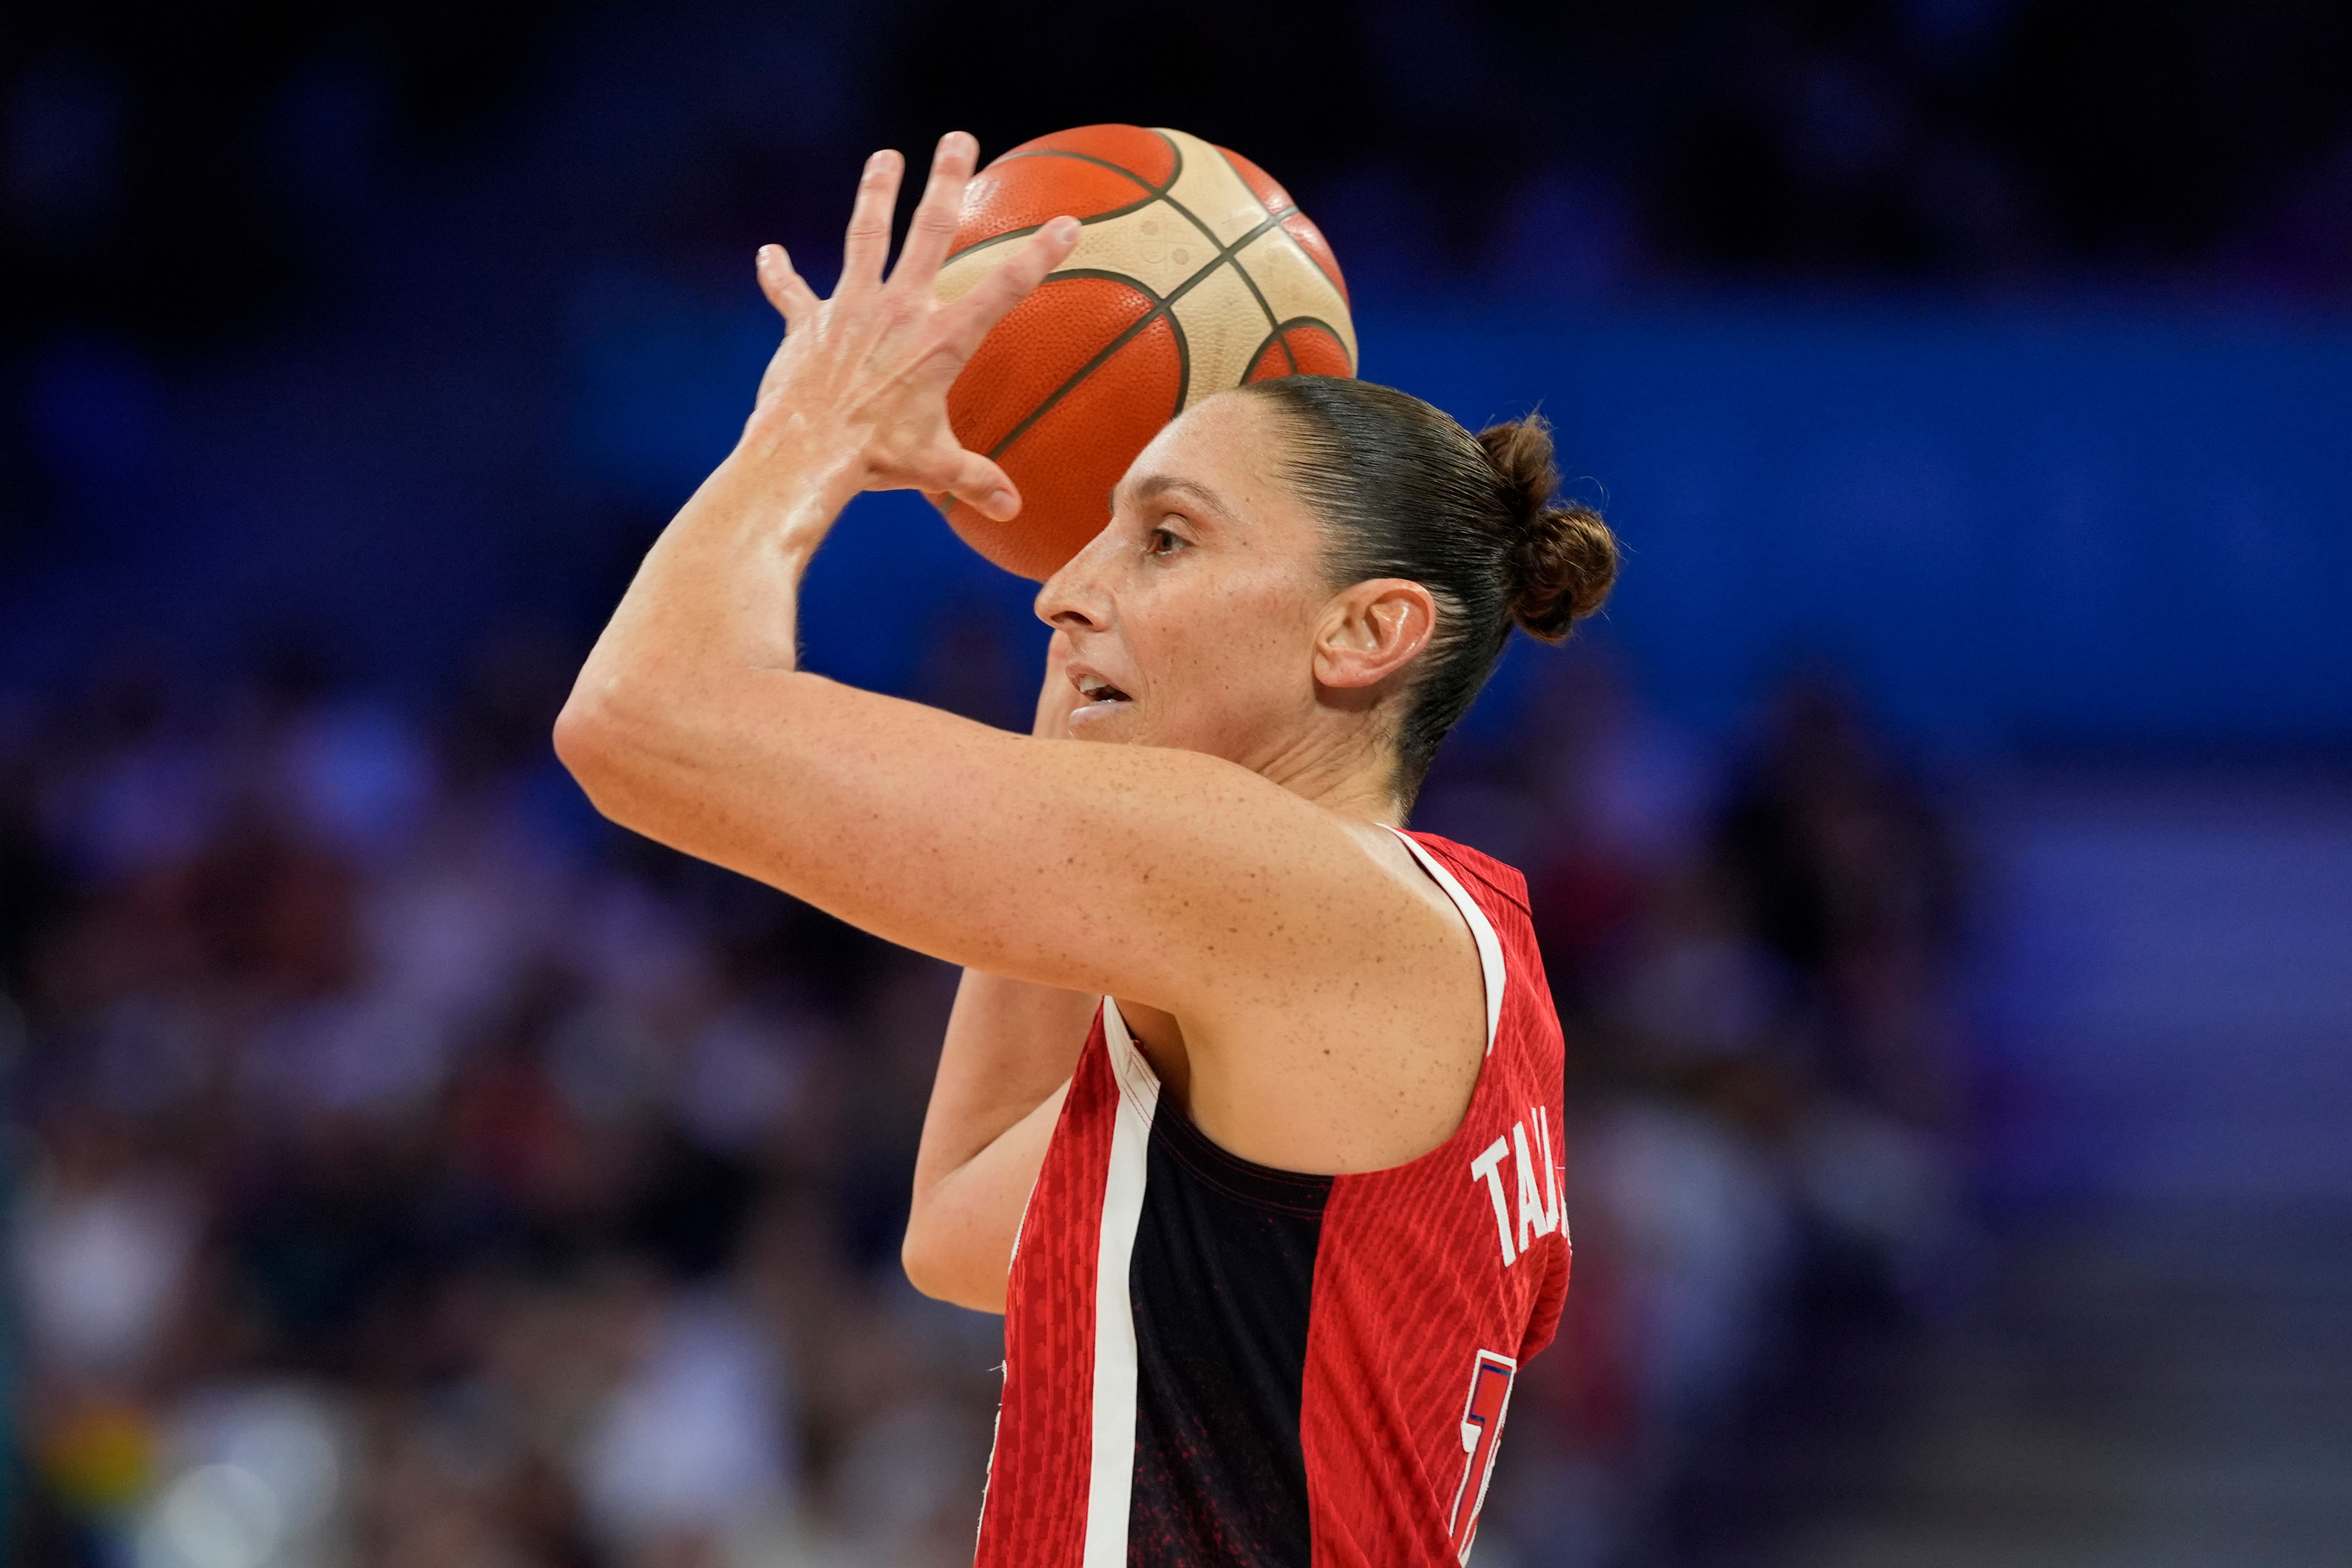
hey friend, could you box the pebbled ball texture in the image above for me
[932,125,1355,580]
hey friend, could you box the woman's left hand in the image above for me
[745,133,1079,523]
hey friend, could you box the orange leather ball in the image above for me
[932,125,1356,580]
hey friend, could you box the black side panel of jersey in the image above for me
[1127,1099,1332,1568]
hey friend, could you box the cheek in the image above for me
[1145,571,1315,712]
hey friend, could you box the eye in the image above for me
[1146,524,1189,557]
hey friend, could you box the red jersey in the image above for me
[976,831,1571,1567]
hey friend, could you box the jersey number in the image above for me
[1447,1349,1518,1562]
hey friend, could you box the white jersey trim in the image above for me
[1392,831,1508,1055]
[1082,998,1160,1566]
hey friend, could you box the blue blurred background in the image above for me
[4,3,2349,1565]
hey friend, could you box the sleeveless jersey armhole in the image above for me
[1388,828,1507,1054]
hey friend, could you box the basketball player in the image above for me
[557,133,1618,1565]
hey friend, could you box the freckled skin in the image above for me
[555,134,1487,1314]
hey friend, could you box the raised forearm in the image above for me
[559,130,1071,815]
[904,968,1097,1309]
[904,1079,1070,1312]
[919,969,1098,1181]
[563,424,858,713]
[551,399,874,863]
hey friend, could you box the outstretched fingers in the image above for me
[840,149,904,292]
[892,132,978,289]
[756,245,820,332]
[943,216,1081,357]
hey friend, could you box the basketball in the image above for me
[930,125,1357,580]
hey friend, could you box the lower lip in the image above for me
[1069,697,1131,727]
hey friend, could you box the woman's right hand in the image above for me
[743,133,1080,524]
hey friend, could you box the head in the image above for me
[1033,377,1619,814]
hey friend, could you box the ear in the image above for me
[1312,578,1438,692]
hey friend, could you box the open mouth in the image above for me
[1075,674,1130,703]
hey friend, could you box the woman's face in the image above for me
[1033,392,1338,772]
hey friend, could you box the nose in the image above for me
[1033,522,1119,632]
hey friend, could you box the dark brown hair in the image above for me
[1240,376,1619,803]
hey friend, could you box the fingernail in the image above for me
[1050,216,1080,242]
[988,489,1017,517]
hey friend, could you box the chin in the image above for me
[1066,702,1140,741]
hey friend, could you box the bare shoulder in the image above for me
[1169,813,1490,1177]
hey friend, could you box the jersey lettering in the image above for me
[1447,1349,1518,1562]
[1474,1108,1568,1266]
[1469,1137,1516,1264]
[1511,1121,1551,1254]
[1533,1104,1566,1242]
[983,832,1568,1567]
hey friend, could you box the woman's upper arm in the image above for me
[559,666,1394,1014]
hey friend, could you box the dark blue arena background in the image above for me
[4,4,2349,1566]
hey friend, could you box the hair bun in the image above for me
[1476,415,1620,640]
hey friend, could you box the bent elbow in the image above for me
[900,1224,948,1302]
[551,687,611,783]
[902,1210,1006,1315]
[900,1216,959,1304]
[552,680,643,823]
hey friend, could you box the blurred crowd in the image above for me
[2,628,1977,1568]
[12,0,2352,369]
[0,2,2323,1564]
[1415,657,1977,1563]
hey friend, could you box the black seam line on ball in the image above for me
[1203,145,1306,341]
[1127,179,1302,323]
[954,273,1192,463]
[1219,233,1293,350]
[1156,182,1301,265]
[1243,318,1300,379]
[997,141,1185,200]
[1248,316,1352,381]
[1096,130,1240,260]
[955,266,1169,457]
[1278,316,1353,370]
[942,140,1184,267]
[985,205,1297,463]
[1031,267,1167,304]
[1152,185,1307,349]
[1152,134,1294,261]
[1209,145,1348,309]
[1142,128,1193,424]
[990,148,1170,199]
[1168,306,1192,424]
[1211,144,1290,233]
[944,137,1294,294]
[941,191,1159,268]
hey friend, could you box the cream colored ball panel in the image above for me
[1165,265,1277,406]
[1154,129,1277,247]
[936,200,1221,311]
[1055,201,1217,300]
[1233,231,1358,368]
[933,242,995,307]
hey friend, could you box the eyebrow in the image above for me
[1112,474,1235,522]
